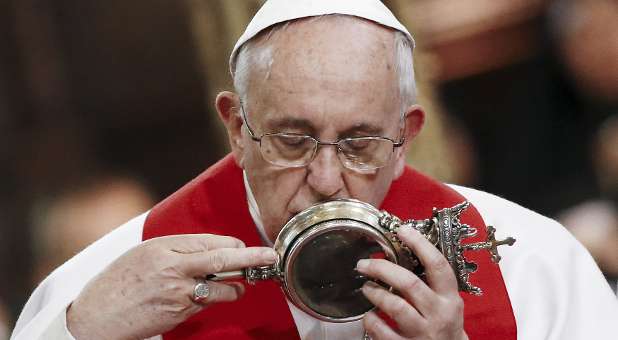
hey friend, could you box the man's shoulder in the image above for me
[12,213,148,339]
[448,184,570,240]
[447,186,618,338]
[446,184,585,264]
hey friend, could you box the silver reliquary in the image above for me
[209,199,515,322]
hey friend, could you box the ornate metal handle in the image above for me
[378,201,516,295]
[206,266,280,284]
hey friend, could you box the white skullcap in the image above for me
[229,0,414,75]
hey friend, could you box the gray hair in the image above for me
[232,15,416,117]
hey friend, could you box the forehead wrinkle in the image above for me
[264,67,397,119]
[251,16,398,95]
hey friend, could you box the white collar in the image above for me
[243,171,274,247]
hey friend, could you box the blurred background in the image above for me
[0,0,616,336]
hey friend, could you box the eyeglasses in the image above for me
[240,105,404,173]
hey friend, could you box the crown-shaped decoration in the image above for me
[379,201,516,295]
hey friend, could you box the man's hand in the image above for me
[67,234,277,340]
[356,228,468,340]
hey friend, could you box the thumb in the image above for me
[147,234,246,254]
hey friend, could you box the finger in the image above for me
[397,227,458,295]
[155,234,246,254]
[356,258,436,313]
[363,310,405,340]
[180,247,277,277]
[361,281,427,336]
[190,281,245,306]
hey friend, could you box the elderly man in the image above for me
[12,1,618,339]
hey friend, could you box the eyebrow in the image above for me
[339,123,384,137]
[264,117,317,135]
[263,117,384,138]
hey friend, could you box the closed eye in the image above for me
[341,138,374,151]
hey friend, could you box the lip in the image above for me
[287,212,300,221]
[288,199,346,220]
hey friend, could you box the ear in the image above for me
[215,91,245,167]
[393,104,425,179]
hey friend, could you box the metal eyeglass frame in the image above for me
[239,104,405,171]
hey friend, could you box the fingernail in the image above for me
[362,281,380,293]
[356,259,369,271]
[262,249,277,262]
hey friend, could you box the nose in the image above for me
[306,145,345,199]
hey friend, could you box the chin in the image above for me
[263,214,291,240]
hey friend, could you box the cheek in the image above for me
[244,159,306,233]
[238,133,261,168]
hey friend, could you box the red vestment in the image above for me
[143,155,516,339]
